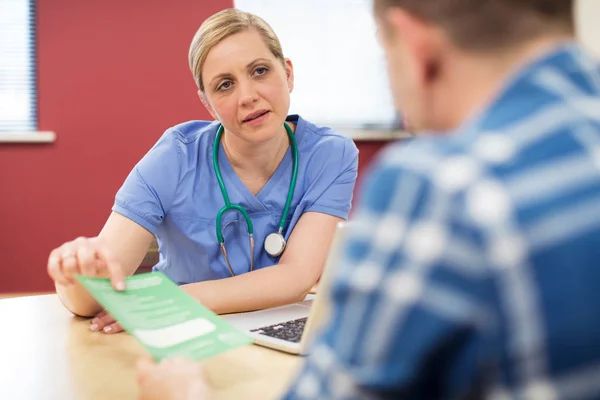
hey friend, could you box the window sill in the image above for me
[0,130,410,143]
[343,129,413,141]
[0,131,56,143]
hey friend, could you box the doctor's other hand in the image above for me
[89,309,124,334]
[47,236,125,291]
[136,357,211,400]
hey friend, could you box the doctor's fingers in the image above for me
[90,310,123,333]
[47,241,87,285]
[101,321,124,334]
[90,310,122,333]
[59,239,102,282]
[90,310,112,331]
[75,243,100,277]
[88,239,126,291]
[61,237,126,291]
[48,237,122,285]
[47,248,71,286]
[46,239,91,285]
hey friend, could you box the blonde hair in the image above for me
[189,8,285,92]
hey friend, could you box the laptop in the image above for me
[223,221,349,355]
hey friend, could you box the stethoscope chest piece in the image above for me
[264,232,286,257]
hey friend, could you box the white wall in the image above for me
[576,0,600,56]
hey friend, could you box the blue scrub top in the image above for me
[113,115,359,285]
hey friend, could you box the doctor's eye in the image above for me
[253,66,269,77]
[216,80,233,92]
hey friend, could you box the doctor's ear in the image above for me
[284,58,294,93]
[198,90,218,121]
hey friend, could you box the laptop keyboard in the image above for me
[250,317,308,343]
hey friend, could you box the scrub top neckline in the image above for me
[214,115,306,214]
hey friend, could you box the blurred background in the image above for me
[0,0,598,295]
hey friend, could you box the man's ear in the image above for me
[198,90,218,120]
[385,7,440,85]
[284,58,294,93]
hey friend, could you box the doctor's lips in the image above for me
[242,109,270,123]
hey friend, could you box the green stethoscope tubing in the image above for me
[213,122,299,275]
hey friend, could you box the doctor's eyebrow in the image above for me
[245,58,272,70]
[208,58,273,87]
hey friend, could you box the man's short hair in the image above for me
[374,0,574,51]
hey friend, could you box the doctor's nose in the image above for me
[238,82,259,107]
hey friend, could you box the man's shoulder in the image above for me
[372,135,468,183]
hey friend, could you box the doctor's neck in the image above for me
[221,124,292,182]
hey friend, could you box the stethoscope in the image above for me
[213,122,298,277]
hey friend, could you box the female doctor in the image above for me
[46,8,359,333]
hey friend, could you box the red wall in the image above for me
[0,0,388,293]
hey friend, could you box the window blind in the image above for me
[0,0,37,132]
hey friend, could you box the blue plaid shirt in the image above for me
[284,43,600,399]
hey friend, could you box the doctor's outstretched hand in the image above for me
[136,357,211,400]
[47,236,126,291]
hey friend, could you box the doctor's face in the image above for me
[200,29,294,143]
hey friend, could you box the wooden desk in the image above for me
[0,295,302,399]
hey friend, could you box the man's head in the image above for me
[373,0,575,132]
